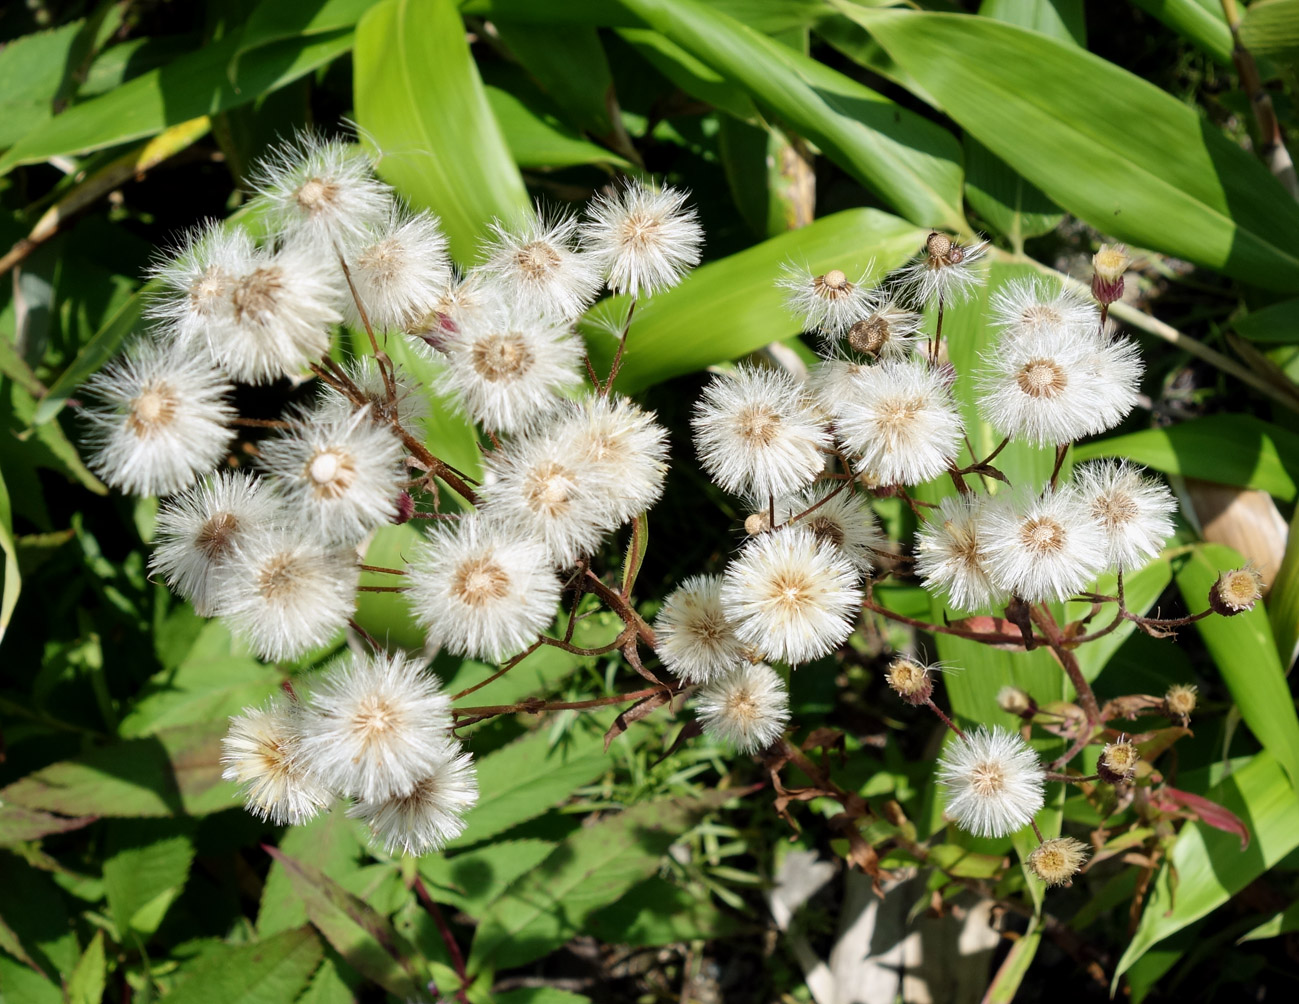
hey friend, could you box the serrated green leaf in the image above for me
[468,796,716,971]
[0,20,84,148]
[1175,543,1299,788]
[589,876,743,947]
[165,927,323,1004]
[354,0,530,263]
[1114,751,1299,988]
[65,930,106,1004]
[260,807,366,937]
[582,208,924,395]
[103,819,196,938]
[1072,415,1299,502]
[851,8,1299,291]
[419,839,555,914]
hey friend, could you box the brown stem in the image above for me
[452,641,544,702]
[925,698,965,739]
[231,416,294,429]
[584,569,656,647]
[360,564,406,575]
[347,618,381,651]
[412,877,471,1004]
[357,584,406,593]
[336,248,398,404]
[1030,605,1102,724]
[862,595,1030,647]
[452,685,669,719]
[776,476,851,530]
[1047,442,1070,492]
[1222,0,1299,196]
[601,295,638,395]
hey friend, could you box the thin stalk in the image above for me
[1030,604,1102,724]
[601,295,638,395]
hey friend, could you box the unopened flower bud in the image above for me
[1164,683,1197,721]
[926,231,954,263]
[1027,836,1088,887]
[885,656,933,706]
[819,268,849,292]
[848,316,890,356]
[1208,567,1263,616]
[997,685,1036,717]
[1098,738,1139,784]
[394,490,415,524]
[743,511,771,536]
[1091,243,1131,306]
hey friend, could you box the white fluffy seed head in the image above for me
[348,740,479,855]
[405,515,562,660]
[216,530,358,662]
[251,132,393,253]
[776,262,875,340]
[580,179,703,296]
[1028,836,1089,887]
[978,326,1142,447]
[915,493,1005,613]
[221,691,333,825]
[346,207,451,332]
[833,358,964,487]
[937,726,1045,838]
[258,406,405,545]
[806,359,866,422]
[478,433,615,568]
[151,470,283,616]
[316,356,430,439]
[218,244,344,384]
[654,575,747,684]
[720,526,862,665]
[1074,459,1176,571]
[692,365,830,500]
[980,487,1108,603]
[82,336,235,497]
[896,234,988,309]
[774,484,885,575]
[696,662,790,754]
[479,211,603,322]
[437,314,583,434]
[297,649,453,802]
[148,222,257,346]
[990,278,1099,339]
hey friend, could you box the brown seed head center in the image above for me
[1016,358,1067,398]
[970,760,1006,798]
[619,211,662,250]
[848,316,890,355]
[471,332,534,382]
[452,556,511,608]
[196,511,239,559]
[232,267,284,324]
[190,266,228,314]
[515,241,562,279]
[295,176,339,215]
[523,461,577,516]
[356,238,404,283]
[257,552,301,601]
[1091,491,1138,529]
[1020,516,1065,554]
[727,689,758,724]
[128,384,178,435]
[806,515,845,548]
[771,572,812,609]
[307,449,358,499]
[814,269,853,300]
[353,695,398,741]
[736,405,781,447]
[1021,304,1062,328]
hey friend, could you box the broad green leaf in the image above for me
[495,991,592,1004]
[165,927,323,1004]
[617,0,966,230]
[1238,898,1299,942]
[1072,415,1299,502]
[0,851,79,979]
[964,137,1063,249]
[234,0,378,65]
[450,725,613,847]
[260,807,366,937]
[1241,0,1299,60]
[354,0,531,263]
[462,0,832,32]
[0,29,355,175]
[103,820,196,938]
[493,22,616,137]
[586,876,742,946]
[617,28,759,122]
[979,0,1085,43]
[582,208,924,394]
[0,21,84,148]
[983,918,1041,1003]
[0,466,19,643]
[65,930,106,1004]
[851,8,1299,291]
[0,721,232,817]
[468,796,715,970]
[267,846,428,1000]
[1129,0,1233,66]
[1269,503,1299,669]
[419,839,555,914]
[0,957,62,1004]
[297,951,361,1004]
[1175,543,1299,788]
[1115,751,1299,987]
[1234,297,1299,343]
[0,805,96,845]
[485,85,632,170]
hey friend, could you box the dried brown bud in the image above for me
[1091,244,1131,306]
[1164,683,1198,721]
[848,316,890,356]
[926,231,953,261]
[1027,837,1089,887]
[997,685,1035,717]
[394,490,416,524]
[743,511,771,536]
[1098,738,1139,784]
[1208,567,1263,616]
[885,657,933,706]
[820,268,849,291]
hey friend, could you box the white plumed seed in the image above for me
[696,662,790,754]
[479,212,603,322]
[148,222,257,346]
[151,470,282,616]
[776,262,874,339]
[775,484,885,575]
[937,726,1045,838]
[1074,460,1176,570]
[348,740,479,855]
[346,207,451,332]
[297,650,453,802]
[692,364,830,501]
[252,132,393,253]
[217,530,358,662]
[258,405,405,545]
[833,358,963,488]
[990,277,1099,339]
[654,575,747,684]
[316,356,430,439]
[980,487,1108,603]
[220,244,344,384]
[580,178,703,296]
[221,692,333,825]
[806,359,866,421]
[478,433,615,567]
[896,233,988,309]
[405,516,562,660]
[437,315,583,434]
[721,526,862,665]
[554,394,670,528]
[82,336,235,497]
[914,493,1004,613]
[1080,331,1143,436]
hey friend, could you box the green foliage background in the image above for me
[3,0,1299,1001]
